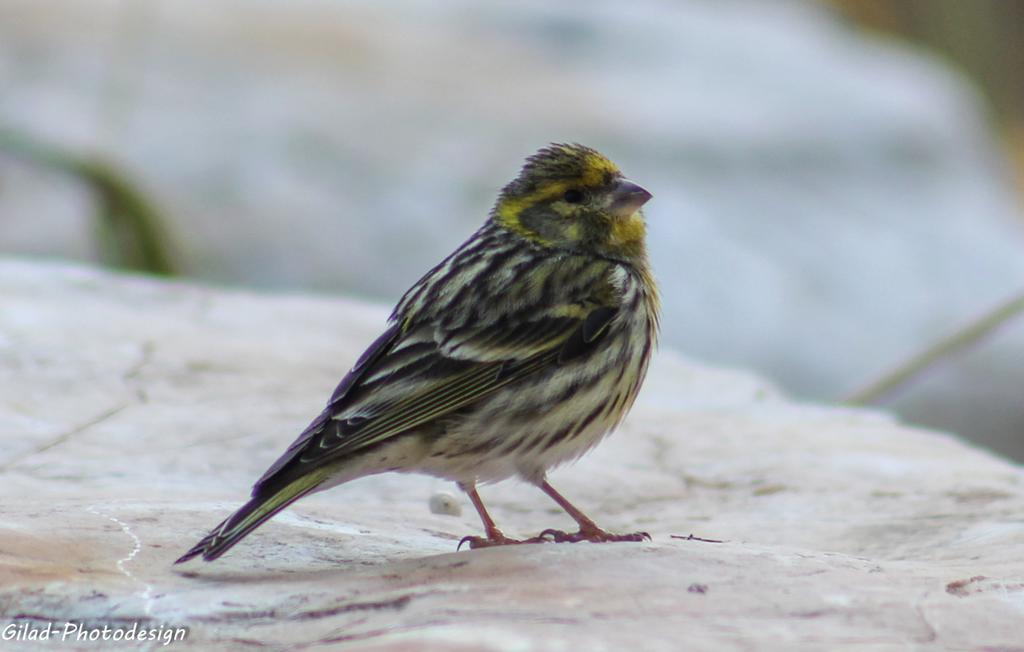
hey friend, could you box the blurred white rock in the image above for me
[1,0,1023,458]
[428,492,462,517]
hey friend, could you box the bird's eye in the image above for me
[563,189,584,204]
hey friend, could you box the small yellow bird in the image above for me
[177,143,659,562]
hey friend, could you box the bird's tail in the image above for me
[175,471,326,564]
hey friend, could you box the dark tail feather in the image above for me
[175,472,324,563]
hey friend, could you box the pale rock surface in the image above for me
[1,0,1024,459]
[1,258,1023,651]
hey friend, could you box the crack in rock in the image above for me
[85,505,155,619]
[286,618,453,651]
[0,404,129,473]
[0,341,153,473]
[290,594,413,620]
[122,340,156,402]
[196,593,416,624]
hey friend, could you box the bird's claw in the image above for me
[536,528,572,541]
[457,533,544,550]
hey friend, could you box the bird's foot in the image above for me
[534,526,651,544]
[458,529,545,550]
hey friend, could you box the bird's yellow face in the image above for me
[493,144,652,262]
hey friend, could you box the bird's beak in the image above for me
[608,180,652,218]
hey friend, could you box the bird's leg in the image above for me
[457,481,538,549]
[534,480,650,543]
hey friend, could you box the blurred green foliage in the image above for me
[0,129,178,276]
[822,0,1024,412]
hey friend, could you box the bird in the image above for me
[176,143,659,563]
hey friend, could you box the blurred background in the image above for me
[1,0,1022,460]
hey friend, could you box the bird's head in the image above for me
[492,143,652,262]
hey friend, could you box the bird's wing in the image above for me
[255,321,403,485]
[254,303,618,494]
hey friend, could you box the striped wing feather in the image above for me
[254,304,617,494]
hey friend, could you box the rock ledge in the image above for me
[1,258,1022,651]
